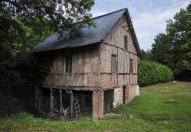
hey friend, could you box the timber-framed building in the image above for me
[33,8,140,119]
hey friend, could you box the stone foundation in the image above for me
[113,87,123,108]
[127,84,139,103]
[92,85,139,119]
[112,84,139,108]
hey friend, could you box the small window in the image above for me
[130,59,133,73]
[65,56,72,73]
[124,35,128,49]
[111,55,117,73]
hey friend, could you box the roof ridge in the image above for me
[92,8,127,19]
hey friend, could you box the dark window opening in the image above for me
[111,55,117,73]
[65,56,72,73]
[104,90,114,113]
[124,35,128,49]
[130,59,133,73]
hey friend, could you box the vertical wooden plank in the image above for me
[97,45,101,88]
[129,52,131,84]
[117,44,118,86]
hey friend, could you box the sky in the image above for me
[91,0,190,50]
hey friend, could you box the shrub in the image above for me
[138,60,173,86]
[0,93,24,117]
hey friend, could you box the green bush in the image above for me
[138,60,173,86]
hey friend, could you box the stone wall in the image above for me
[113,87,123,108]
[127,84,139,103]
[112,85,139,108]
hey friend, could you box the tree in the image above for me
[152,3,191,75]
[152,33,175,69]
[0,0,95,116]
[0,0,94,56]
[140,49,154,60]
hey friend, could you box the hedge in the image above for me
[138,60,173,86]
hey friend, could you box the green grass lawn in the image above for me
[1,82,191,132]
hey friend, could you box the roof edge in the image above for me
[124,9,141,56]
[92,8,127,19]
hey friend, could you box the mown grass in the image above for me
[1,82,191,132]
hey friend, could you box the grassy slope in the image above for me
[1,82,191,132]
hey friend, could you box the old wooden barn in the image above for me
[33,8,140,120]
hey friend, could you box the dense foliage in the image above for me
[0,0,95,116]
[138,60,173,86]
[147,3,191,76]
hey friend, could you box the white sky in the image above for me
[91,0,190,50]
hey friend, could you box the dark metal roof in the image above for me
[33,8,140,55]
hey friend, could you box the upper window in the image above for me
[124,35,128,50]
[130,59,133,73]
[65,56,72,73]
[111,55,117,73]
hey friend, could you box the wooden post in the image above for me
[81,93,86,112]
[59,89,63,119]
[70,90,74,118]
[49,88,54,115]
[38,88,41,112]
[35,87,38,109]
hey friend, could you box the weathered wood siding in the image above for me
[101,16,138,90]
[43,46,100,90]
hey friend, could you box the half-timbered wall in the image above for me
[101,16,139,107]
[43,46,100,90]
[101,16,138,88]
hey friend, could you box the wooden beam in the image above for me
[70,90,74,118]
[59,89,63,115]
[59,89,64,120]
[49,88,54,115]
[102,42,138,56]
[42,85,97,91]
[35,87,38,109]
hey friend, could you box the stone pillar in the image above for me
[92,90,104,119]
[49,88,54,115]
